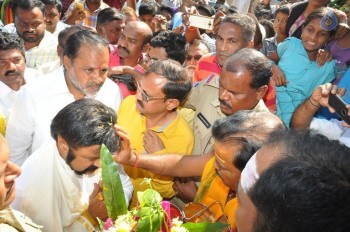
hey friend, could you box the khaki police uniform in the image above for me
[0,207,43,232]
[184,74,269,155]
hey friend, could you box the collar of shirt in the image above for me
[0,81,14,100]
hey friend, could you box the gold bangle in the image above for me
[309,98,320,107]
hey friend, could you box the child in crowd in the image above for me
[260,6,290,62]
[325,28,350,84]
[273,7,338,127]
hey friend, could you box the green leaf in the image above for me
[182,222,229,232]
[137,211,164,232]
[96,217,105,231]
[100,144,128,219]
[137,189,162,208]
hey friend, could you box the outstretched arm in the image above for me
[113,125,211,177]
[290,83,346,128]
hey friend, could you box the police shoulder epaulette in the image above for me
[205,74,216,84]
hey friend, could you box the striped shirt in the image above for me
[2,24,59,69]
[25,32,59,69]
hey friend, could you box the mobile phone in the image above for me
[189,15,214,30]
[328,93,350,124]
[109,74,137,92]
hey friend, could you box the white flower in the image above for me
[171,218,188,232]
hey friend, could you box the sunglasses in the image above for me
[185,54,203,61]
[137,82,166,103]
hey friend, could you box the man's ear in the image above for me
[57,135,69,159]
[96,25,103,35]
[63,55,71,70]
[246,40,255,49]
[255,85,269,100]
[142,43,150,53]
[166,99,180,111]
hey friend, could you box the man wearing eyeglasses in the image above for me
[117,60,193,208]
[184,39,210,79]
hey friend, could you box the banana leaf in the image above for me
[182,222,229,232]
[100,144,128,219]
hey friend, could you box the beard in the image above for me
[69,74,103,98]
[66,148,99,175]
[19,31,45,43]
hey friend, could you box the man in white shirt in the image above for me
[0,33,37,121]
[6,30,123,166]
[2,0,59,69]
[42,0,70,37]
[291,83,350,147]
[13,99,133,232]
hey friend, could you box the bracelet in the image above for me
[133,151,140,168]
[309,98,320,108]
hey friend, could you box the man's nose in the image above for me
[5,161,21,184]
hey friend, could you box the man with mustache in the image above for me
[41,0,70,37]
[12,99,133,231]
[108,21,152,97]
[0,33,37,121]
[96,7,126,45]
[186,14,267,157]
[2,0,59,69]
[0,134,43,231]
[117,60,193,208]
[6,30,122,166]
[110,21,152,68]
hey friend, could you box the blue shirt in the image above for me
[276,37,335,127]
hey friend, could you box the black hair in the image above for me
[149,30,186,64]
[274,5,290,18]
[212,110,285,171]
[0,32,26,58]
[221,13,256,44]
[216,5,238,14]
[139,1,160,17]
[51,99,120,153]
[11,0,46,17]
[145,60,192,104]
[303,7,338,37]
[259,19,275,38]
[57,25,83,48]
[97,7,125,26]
[196,3,216,17]
[63,30,109,61]
[250,129,350,232]
[159,5,174,18]
[258,9,273,20]
[41,0,62,13]
[224,48,272,89]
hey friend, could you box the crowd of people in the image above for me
[0,0,350,231]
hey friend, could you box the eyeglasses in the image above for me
[185,54,203,61]
[137,82,166,103]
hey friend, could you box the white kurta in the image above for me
[6,66,123,166]
[12,138,133,232]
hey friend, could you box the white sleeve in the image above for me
[116,163,133,207]
[5,88,35,166]
[310,118,343,140]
